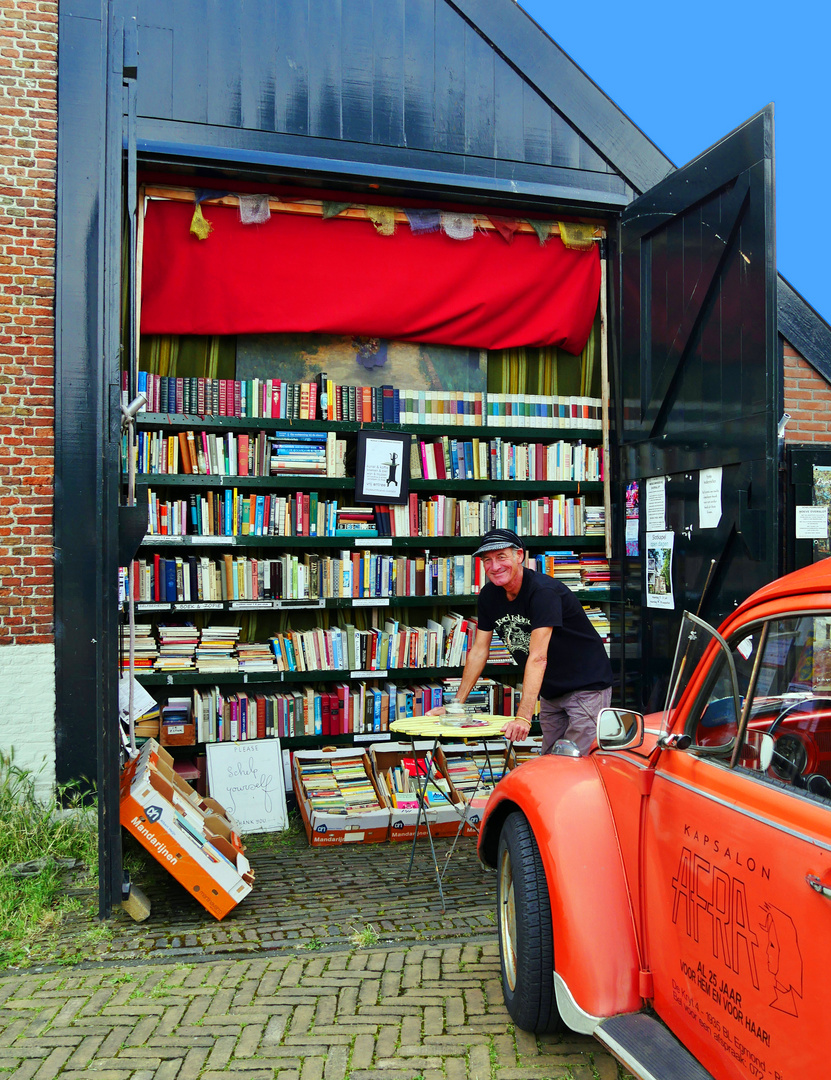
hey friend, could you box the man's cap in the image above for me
[473,528,524,558]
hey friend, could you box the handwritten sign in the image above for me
[206,740,288,834]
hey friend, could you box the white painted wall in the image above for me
[0,643,56,801]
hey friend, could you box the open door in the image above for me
[618,106,779,710]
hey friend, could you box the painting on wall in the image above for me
[236,333,487,392]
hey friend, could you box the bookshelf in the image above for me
[121,343,612,757]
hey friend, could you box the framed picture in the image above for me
[355,429,411,505]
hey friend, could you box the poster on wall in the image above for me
[812,465,831,556]
[355,430,411,505]
[625,481,639,556]
[646,531,675,610]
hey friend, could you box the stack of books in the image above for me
[579,553,610,589]
[335,506,378,536]
[486,633,515,666]
[119,622,158,671]
[236,642,277,671]
[582,606,611,655]
[269,433,328,476]
[442,750,503,802]
[584,504,606,537]
[534,550,582,591]
[195,625,240,673]
[154,624,198,671]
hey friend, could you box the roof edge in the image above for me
[449,0,674,194]
[778,274,831,384]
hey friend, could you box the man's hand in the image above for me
[425,706,447,716]
[502,717,533,742]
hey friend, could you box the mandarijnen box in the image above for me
[120,738,254,919]
[293,747,390,846]
[369,740,463,841]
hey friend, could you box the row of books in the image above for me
[135,370,601,430]
[379,757,452,810]
[132,429,346,479]
[412,436,602,483]
[125,547,610,604]
[296,756,383,815]
[144,488,606,541]
[182,676,525,742]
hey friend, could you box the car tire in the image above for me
[496,810,565,1034]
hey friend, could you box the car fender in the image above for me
[478,755,642,1019]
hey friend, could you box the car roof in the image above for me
[726,557,831,628]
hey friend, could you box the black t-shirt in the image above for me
[477,568,612,698]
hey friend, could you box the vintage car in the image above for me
[478,558,831,1079]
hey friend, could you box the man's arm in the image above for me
[426,629,492,714]
[502,626,552,742]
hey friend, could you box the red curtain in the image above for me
[140,199,600,354]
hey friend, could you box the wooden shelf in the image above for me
[131,589,612,615]
[136,412,601,442]
[134,474,602,493]
[136,533,606,550]
[137,663,518,687]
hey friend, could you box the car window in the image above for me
[688,613,831,804]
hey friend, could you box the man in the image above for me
[432,528,612,753]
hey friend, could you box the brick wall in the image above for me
[783,339,831,443]
[0,0,57,647]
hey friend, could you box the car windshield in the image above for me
[662,612,739,736]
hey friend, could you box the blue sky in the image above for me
[518,0,830,325]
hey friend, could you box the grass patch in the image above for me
[0,752,98,968]
[349,924,379,949]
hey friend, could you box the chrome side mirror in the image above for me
[597,708,645,751]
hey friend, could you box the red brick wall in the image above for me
[783,339,831,443]
[0,0,57,646]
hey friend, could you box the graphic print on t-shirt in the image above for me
[494,613,531,659]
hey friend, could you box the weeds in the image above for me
[0,752,98,968]
[349,924,379,949]
[304,936,325,951]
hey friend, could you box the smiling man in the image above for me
[432,528,612,752]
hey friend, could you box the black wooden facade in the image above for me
[56,0,815,911]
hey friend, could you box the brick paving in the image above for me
[0,821,625,1078]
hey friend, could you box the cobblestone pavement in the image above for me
[0,823,624,1078]
[0,946,620,1079]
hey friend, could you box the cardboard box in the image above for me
[120,739,253,920]
[434,742,511,837]
[293,747,390,846]
[369,741,464,841]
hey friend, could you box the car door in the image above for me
[643,608,831,1079]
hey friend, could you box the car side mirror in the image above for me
[597,708,645,751]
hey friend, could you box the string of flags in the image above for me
[185,190,597,251]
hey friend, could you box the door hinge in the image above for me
[639,969,654,1000]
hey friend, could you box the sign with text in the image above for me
[206,740,288,834]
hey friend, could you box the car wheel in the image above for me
[496,810,564,1034]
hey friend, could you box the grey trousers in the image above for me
[539,687,612,756]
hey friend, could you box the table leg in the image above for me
[405,735,446,913]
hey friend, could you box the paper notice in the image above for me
[699,467,722,529]
[795,505,830,540]
[645,476,666,531]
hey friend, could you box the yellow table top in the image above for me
[389,714,511,738]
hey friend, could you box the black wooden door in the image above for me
[618,107,778,711]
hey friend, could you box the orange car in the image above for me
[478,558,831,1079]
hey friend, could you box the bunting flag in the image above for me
[440,211,475,241]
[525,219,555,246]
[488,216,522,244]
[189,204,212,240]
[322,201,352,219]
[365,205,397,236]
[405,208,441,234]
[238,194,271,225]
[558,221,596,251]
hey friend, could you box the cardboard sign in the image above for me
[205,739,288,835]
